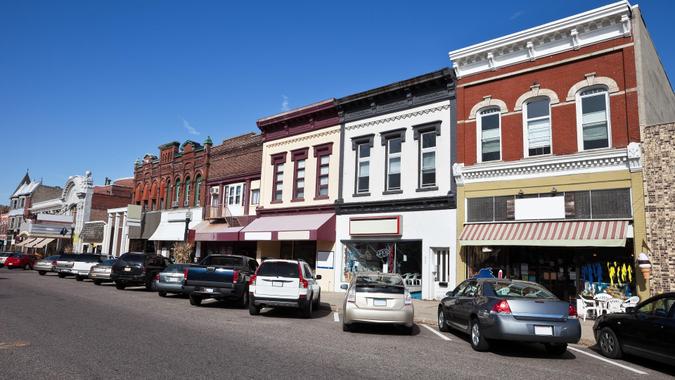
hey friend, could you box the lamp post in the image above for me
[183,211,192,242]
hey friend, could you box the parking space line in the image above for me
[567,346,647,375]
[333,312,340,322]
[422,324,452,341]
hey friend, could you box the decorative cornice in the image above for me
[454,148,633,185]
[345,104,450,132]
[449,1,632,78]
[264,127,340,149]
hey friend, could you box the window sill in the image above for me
[291,198,305,203]
[314,195,329,200]
[416,186,438,192]
[270,200,283,204]
[352,192,370,197]
[382,190,403,195]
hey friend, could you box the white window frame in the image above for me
[476,107,502,163]
[522,97,552,158]
[576,86,612,152]
[419,131,437,188]
[356,143,370,194]
[386,137,402,191]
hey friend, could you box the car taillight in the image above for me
[248,274,257,286]
[404,290,412,305]
[51,261,57,266]
[183,268,189,280]
[232,270,239,283]
[154,273,159,281]
[568,304,578,319]
[491,299,512,314]
[297,263,308,289]
[347,286,356,303]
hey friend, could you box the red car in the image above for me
[4,254,37,270]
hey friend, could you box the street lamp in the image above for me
[183,211,192,242]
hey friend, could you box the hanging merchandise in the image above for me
[627,265,633,282]
[607,262,614,286]
[594,263,603,284]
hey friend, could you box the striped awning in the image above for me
[459,220,629,247]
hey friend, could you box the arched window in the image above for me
[477,107,501,162]
[194,175,202,207]
[174,178,181,206]
[164,179,171,209]
[523,97,551,157]
[577,86,610,151]
[184,177,191,207]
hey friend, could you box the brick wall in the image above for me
[642,122,675,294]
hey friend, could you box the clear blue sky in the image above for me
[1,0,673,202]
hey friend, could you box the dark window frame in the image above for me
[313,143,333,200]
[413,121,441,190]
[351,134,375,196]
[271,152,287,203]
[291,148,309,202]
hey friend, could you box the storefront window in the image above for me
[342,241,422,298]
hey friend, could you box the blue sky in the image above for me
[1,0,673,201]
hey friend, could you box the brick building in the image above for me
[450,1,675,300]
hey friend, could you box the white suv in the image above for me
[56,254,111,281]
[248,259,321,318]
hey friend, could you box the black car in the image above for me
[110,252,169,290]
[594,292,675,364]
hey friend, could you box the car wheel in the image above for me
[38,271,46,276]
[438,308,449,332]
[23,264,30,270]
[403,325,414,335]
[189,295,202,306]
[598,327,622,359]
[158,291,167,297]
[115,282,126,290]
[248,298,261,316]
[544,343,568,356]
[57,273,66,278]
[313,292,321,309]
[470,319,490,352]
[302,298,313,319]
[93,280,102,285]
[75,275,84,282]
[145,281,154,291]
[342,322,352,332]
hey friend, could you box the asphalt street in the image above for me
[0,268,673,380]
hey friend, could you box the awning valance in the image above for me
[459,220,629,247]
[240,212,335,241]
[25,238,46,248]
[15,238,37,247]
[33,238,54,249]
[193,221,242,242]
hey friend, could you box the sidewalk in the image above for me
[321,291,596,346]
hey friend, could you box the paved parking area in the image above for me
[0,269,673,379]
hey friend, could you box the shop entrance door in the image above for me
[432,247,451,300]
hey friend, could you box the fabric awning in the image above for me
[149,210,202,242]
[240,212,335,241]
[459,220,629,247]
[33,238,54,249]
[24,238,46,248]
[193,221,242,242]
[15,238,37,247]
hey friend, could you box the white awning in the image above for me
[148,210,202,242]
[15,238,37,247]
[33,238,55,249]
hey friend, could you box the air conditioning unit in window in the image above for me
[210,187,220,195]
[171,201,179,208]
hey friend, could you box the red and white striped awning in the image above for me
[459,220,629,247]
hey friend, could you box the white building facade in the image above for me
[335,69,458,300]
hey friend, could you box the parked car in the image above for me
[110,252,169,290]
[88,258,118,285]
[184,255,258,306]
[155,263,197,297]
[437,278,580,354]
[34,255,62,275]
[0,252,17,267]
[56,253,110,281]
[594,292,675,364]
[341,273,414,334]
[248,259,321,318]
[4,254,38,270]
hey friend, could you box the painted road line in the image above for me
[333,312,340,322]
[422,324,452,341]
[567,346,647,375]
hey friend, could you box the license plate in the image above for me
[167,277,181,283]
[534,325,553,336]
[272,281,283,287]
[373,298,387,307]
[124,267,131,272]
[205,288,214,293]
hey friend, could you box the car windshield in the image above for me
[165,264,191,272]
[119,253,145,263]
[202,256,243,267]
[74,254,101,262]
[44,255,60,261]
[355,274,405,294]
[257,262,299,278]
[57,254,77,261]
[0,253,11,257]
[486,281,557,299]
[101,259,116,266]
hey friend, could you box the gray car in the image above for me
[34,255,62,275]
[154,263,195,297]
[89,259,117,285]
[438,278,580,355]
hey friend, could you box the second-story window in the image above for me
[478,107,501,162]
[250,189,260,205]
[524,97,551,156]
[273,163,284,201]
[313,143,332,199]
[19,198,25,208]
[420,131,436,188]
[386,137,402,191]
[578,87,610,150]
[294,159,305,200]
[174,179,181,207]
[184,177,191,207]
[357,143,370,194]
[194,175,202,207]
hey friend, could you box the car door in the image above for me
[442,281,468,327]
[644,296,675,361]
[454,280,479,331]
[303,263,320,300]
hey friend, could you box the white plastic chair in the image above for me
[606,298,624,314]
[576,298,597,321]
[594,293,613,315]
[621,296,640,311]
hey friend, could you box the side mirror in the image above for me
[315,274,322,280]
[340,284,349,290]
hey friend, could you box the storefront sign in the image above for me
[349,216,401,236]
[515,196,564,220]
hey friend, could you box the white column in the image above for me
[111,213,121,257]
[121,211,129,254]
[102,213,113,254]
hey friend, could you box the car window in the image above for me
[45,255,61,261]
[644,298,675,318]
[460,281,479,297]
[257,261,299,278]
[202,256,244,267]
[486,281,557,299]
[451,281,468,296]
[248,259,258,272]
[101,259,116,266]
[355,274,405,294]
[303,264,313,279]
[119,253,145,263]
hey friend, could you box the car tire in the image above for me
[438,308,449,332]
[470,319,490,352]
[145,281,154,291]
[38,271,46,276]
[544,343,568,356]
[313,292,321,309]
[189,295,202,306]
[75,275,84,282]
[57,273,66,278]
[249,298,260,315]
[158,291,167,297]
[23,264,30,270]
[115,282,126,290]
[403,325,414,335]
[342,322,352,332]
[93,280,102,285]
[597,327,622,359]
[302,298,313,319]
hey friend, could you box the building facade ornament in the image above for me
[627,142,642,172]
[566,75,621,101]
[468,97,508,119]
[514,87,560,111]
